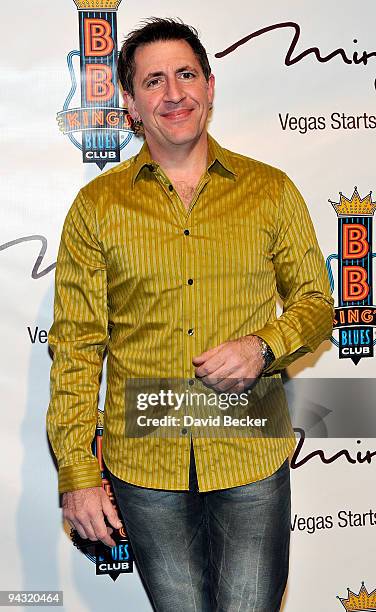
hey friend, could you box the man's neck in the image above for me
[146,132,209,182]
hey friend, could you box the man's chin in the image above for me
[163,128,204,147]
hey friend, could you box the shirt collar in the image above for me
[131,140,155,186]
[206,134,237,179]
[131,133,237,187]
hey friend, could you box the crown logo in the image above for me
[338,582,376,610]
[330,187,376,217]
[73,0,122,9]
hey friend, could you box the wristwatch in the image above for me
[256,337,275,371]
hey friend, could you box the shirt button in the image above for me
[187,328,194,336]
[168,184,174,191]
[187,278,193,285]
[188,378,195,386]
[181,428,188,435]
[184,229,190,236]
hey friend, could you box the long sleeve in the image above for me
[46,190,108,494]
[253,174,334,372]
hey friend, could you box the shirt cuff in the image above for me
[251,324,289,373]
[58,459,102,494]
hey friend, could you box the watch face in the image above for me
[265,347,275,367]
[265,351,273,366]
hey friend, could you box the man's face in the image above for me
[126,39,215,151]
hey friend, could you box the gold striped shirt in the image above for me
[47,134,334,494]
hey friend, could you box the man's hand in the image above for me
[192,335,264,393]
[62,486,122,547]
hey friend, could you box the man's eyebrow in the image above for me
[142,71,164,86]
[141,66,198,85]
[176,65,198,74]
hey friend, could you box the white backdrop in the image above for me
[1,1,376,610]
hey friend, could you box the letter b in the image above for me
[342,224,369,259]
[84,18,114,57]
[342,266,369,301]
[86,64,115,101]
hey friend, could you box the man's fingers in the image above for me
[192,355,205,365]
[67,518,92,541]
[91,513,116,547]
[62,488,119,546]
[67,514,116,547]
[100,489,122,529]
[192,344,221,365]
[106,526,117,547]
[199,373,229,391]
[206,377,240,392]
[74,523,89,540]
[197,361,239,388]
[194,354,226,378]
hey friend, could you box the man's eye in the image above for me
[179,71,195,79]
[146,78,161,88]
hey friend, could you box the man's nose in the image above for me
[164,77,185,104]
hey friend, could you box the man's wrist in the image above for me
[253,336,275,371]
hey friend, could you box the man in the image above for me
[47,17,334,612]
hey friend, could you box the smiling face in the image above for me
[125,38,215,153]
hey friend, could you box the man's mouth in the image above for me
[160,108,193,121]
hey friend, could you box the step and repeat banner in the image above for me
[1,0,376,610]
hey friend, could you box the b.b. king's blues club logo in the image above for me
[57,0,133,169]
[326,187,376,364]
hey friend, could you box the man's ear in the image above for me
[123,91,139,121]
[207,73,215,107]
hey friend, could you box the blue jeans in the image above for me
[108,442,290,612]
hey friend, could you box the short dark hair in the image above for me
[117,17,211,97]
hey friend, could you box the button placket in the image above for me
[181,174,211,370]
[181,218,197,383]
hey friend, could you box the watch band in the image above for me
[256,337,275,371]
